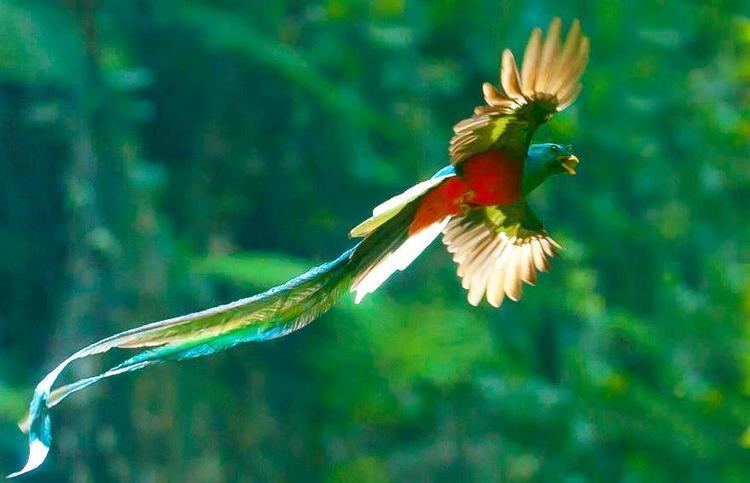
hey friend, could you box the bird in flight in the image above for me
[10,18,589,477]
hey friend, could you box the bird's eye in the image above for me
[551,145,559,153]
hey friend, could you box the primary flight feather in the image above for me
[10,17,589,477]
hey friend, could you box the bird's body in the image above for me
[410,150,524,234]
[10,17,590,478]
[459,150,525,206]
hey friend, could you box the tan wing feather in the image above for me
[520,28,543,97]
[500,50,525,102]
[448,18,589,165]
[534,17,562,94]
[442,214,559,308]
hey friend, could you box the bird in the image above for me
[9,17,589,477]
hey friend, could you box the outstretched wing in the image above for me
[450,18,589,164]
[442,204,560,307]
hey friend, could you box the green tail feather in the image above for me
[9,203,417,478]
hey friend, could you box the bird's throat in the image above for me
[520,164,553,196]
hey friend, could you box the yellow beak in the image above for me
[560,154,580,175]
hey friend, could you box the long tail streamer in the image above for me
[9,198,438,477]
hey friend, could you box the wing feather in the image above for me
[503,246,523,302]
[535,17,563,93]
[520,28,543,96]
[352,218,449,303]
[442,205,559,307]
[349,168,455,238]
[449,18,589,165]
[500,50,525,102]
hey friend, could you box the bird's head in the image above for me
[528,143,579,176]
[522,143,580,194]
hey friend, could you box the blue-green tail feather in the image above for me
[10,201,421,478]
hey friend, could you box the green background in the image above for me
[1,0,749,481]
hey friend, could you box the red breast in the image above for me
[460,150,523,206]
[408,150,522,235]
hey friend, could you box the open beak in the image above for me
[559,154,580,175]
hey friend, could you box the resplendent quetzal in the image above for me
[10,18,589,477]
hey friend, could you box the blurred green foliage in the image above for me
[1,0,749,481]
